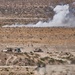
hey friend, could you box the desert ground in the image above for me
[0,27,75,75]
[0,0,75,75]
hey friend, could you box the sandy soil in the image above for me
[0,27,75,75]
[0,27,75,45]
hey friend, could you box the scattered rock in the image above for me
[34,48,43,52]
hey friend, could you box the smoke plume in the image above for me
[2,4,75,27]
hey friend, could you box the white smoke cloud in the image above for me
[2,4,75,27]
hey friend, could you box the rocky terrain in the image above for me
[0,65,75,75]
[0,0,74,25]
[0,0,75,75]
[0,47,75,66]
[0,27,75,75]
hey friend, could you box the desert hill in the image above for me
[0,0,74,25]
[0,0,75,75]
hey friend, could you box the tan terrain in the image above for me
[0,0,75,75]
[0,27,75,75]
[0,0,74,25]
[0,27,75,45]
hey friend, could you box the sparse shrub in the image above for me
[34,54,40,58]
[30,72,34,74]
[4,68,9,71]
[4,57,7,60]
[13,60,18,65]
[9,72,14,75]
[49,58,55,63]
[71,59,75,64]
[26,73,30,75]
[24,52,30,58]
[30,51,34,55]
[26,67,29,71]
[40,57,50,61]
[57,60,64,64]
[37,60,45,67]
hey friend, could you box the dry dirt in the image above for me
[0,65,75,75]
[0,27,75,75]
[0,0,75,75]
[0,27,75,45]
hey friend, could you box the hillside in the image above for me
[0,0,75,75]
[0,0,74,25]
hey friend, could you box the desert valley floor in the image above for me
[0,27,75,75]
